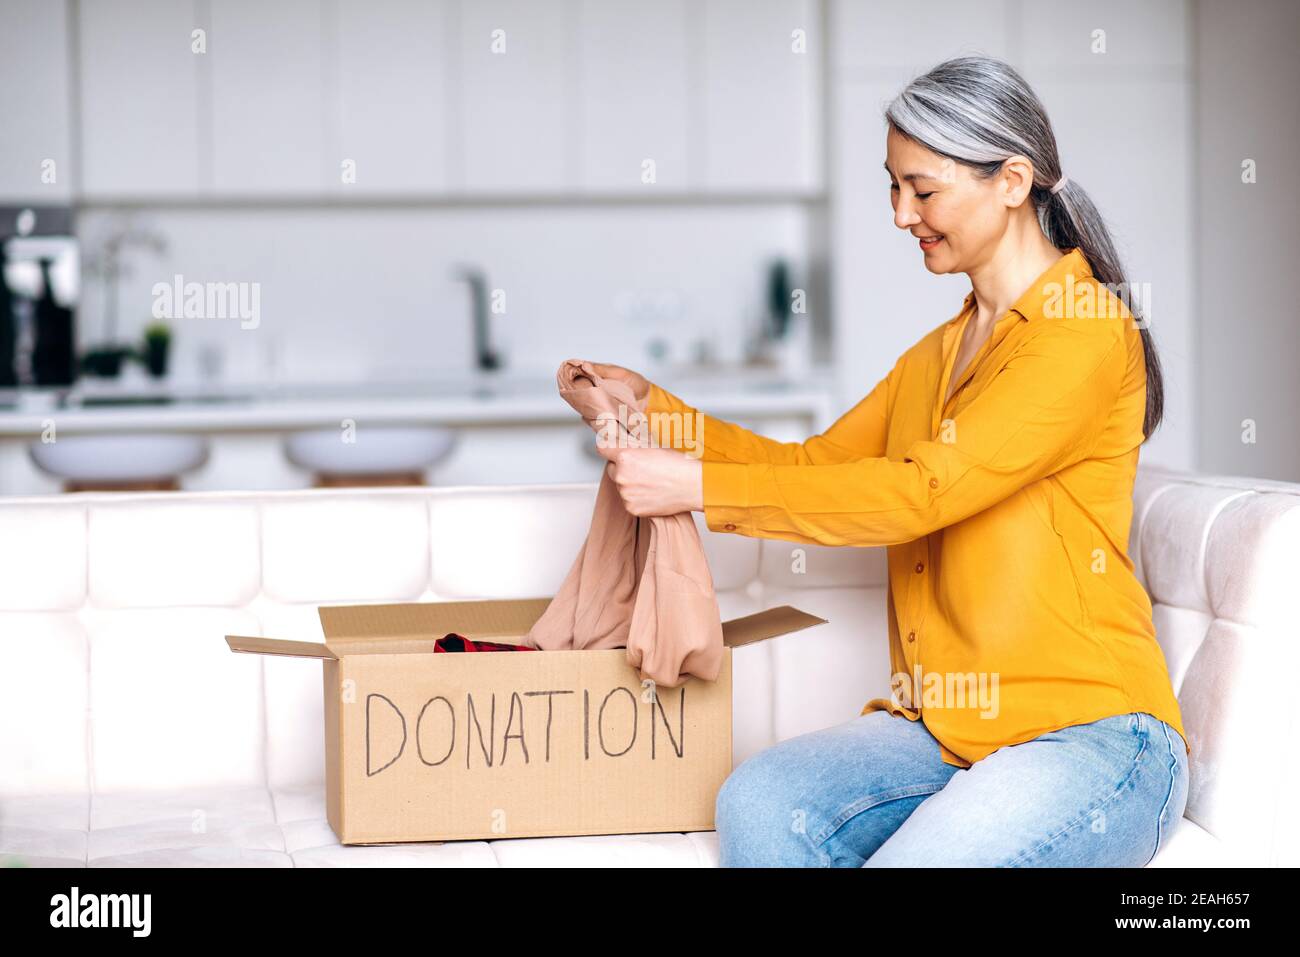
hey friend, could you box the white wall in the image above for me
[1192,0,1300,482]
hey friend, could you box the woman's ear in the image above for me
[998,155,1037,208]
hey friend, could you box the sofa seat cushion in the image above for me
[85,787,287,867]
[1,785,1215,868]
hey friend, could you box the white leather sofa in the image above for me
[1,464,1295,867]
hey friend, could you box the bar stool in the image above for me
[283,426,457,487]
[28,433,210,492]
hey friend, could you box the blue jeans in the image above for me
[715,709,1189,867]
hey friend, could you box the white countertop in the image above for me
[0,364,838,436]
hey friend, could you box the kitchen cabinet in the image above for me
[209,0,329,194]
[576,0,690,193]
[829,0,1010,76]
[63,0,823,200]
[335,0,451,195]
[0,0,72,202]
[697,0,822,194]
[1021,0,1187,70]
[431,423,602,486]
[455,0,576,194]
[78,0,201,198]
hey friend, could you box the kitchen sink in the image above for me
[78,395,177,407]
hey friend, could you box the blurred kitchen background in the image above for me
[1,0,1296,494]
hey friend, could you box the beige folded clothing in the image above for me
[522,359,725,687]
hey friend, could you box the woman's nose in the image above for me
[894,203,920,230]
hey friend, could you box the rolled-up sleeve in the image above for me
[701,321,1127,546]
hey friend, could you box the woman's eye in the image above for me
[889,184,932,199]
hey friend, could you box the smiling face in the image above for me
[884,126,1022,275]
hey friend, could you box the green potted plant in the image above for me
[80,343,134,378]
[140,321,171,378]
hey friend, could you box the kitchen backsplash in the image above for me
[75,203,816,388]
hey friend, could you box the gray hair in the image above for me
[885,55,1164,440]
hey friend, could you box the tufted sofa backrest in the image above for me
[1128,466,1300,866]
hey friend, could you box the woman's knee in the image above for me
[715,750,785,831]
[714,751,825,866]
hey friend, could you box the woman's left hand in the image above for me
[594,443,703,517]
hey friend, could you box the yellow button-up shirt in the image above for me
[647,247,1189,768]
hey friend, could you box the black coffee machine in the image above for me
[0,205,78,387]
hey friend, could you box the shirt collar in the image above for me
[954,247,1093,324]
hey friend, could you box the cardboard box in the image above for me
[226,597,826,844]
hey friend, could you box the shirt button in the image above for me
[928,477,939,489]
[907,631,916,643]
[914,562,924,574]
[724,523,736,531]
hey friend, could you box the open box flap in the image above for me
[721,605,828,648]
[225,634,336,660]
[319,598,828,654]
[228,599,827,658]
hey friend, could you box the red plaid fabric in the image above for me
[433,633,536,653]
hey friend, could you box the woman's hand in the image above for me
[594,443,703,517]
[585,360,699,517]
[588,361,650,406]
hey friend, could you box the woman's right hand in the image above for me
[588,361,651,405]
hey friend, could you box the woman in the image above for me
[590,55,1189,867]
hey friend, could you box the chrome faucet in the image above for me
[452,266,502,372]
